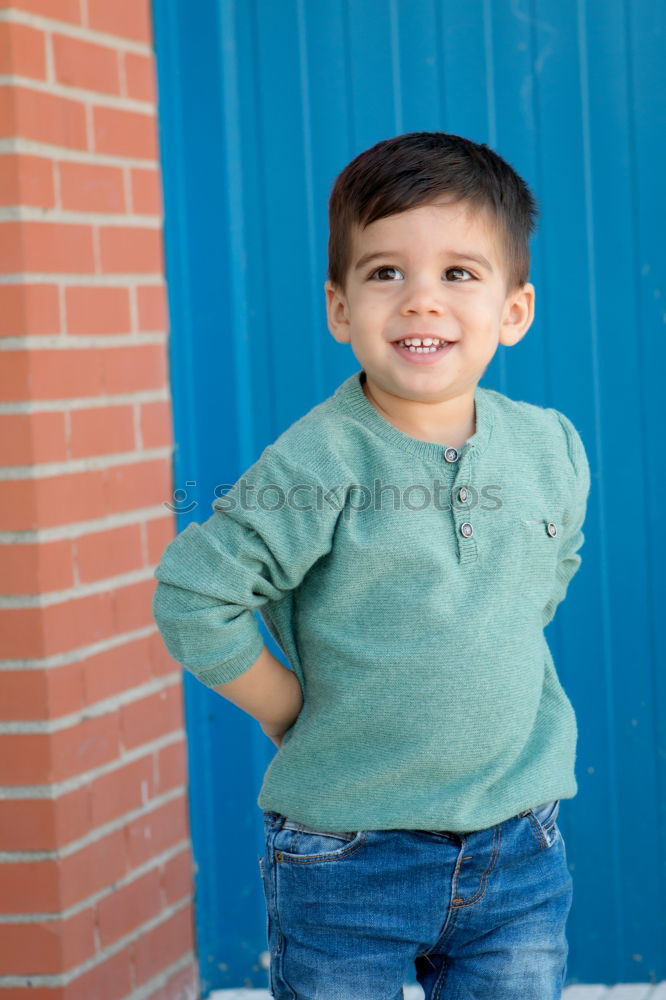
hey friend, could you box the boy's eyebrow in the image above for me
[353,250,494,272]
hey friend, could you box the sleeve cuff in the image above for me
[188,631,266,688]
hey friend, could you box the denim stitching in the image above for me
[450,822,501,908]
[276,829,369,864]
[432,951,450,1000]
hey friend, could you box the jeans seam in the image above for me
[450,822,502,907]
[432,951,450,1000]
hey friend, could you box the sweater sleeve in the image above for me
[152,446,344,687]
[541,411,592,629]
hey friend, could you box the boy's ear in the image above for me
[325,280,351,344]
[499,281,535,347]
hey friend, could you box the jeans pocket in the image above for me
[271,818,367,863]
[523,799,561,850]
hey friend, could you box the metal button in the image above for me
[444,447,459,463]
[546,522,557,538]
[458,487,468,503]
[460,522,473,538]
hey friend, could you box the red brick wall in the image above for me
[0,1,197,997]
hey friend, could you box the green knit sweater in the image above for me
[152,369,591,833]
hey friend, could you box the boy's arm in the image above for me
[212,644,303,747]
[541,412,592,628]
[152,447,342,731]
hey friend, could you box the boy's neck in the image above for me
[361,376,477,450]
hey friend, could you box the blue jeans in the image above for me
[259,800,572,999]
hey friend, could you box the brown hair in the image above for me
[327,132,538,290]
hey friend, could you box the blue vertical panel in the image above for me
[627,0,666,973]
[573,0,659,981]
[485,0,544,400]
[151,1,277,993]
[152,0,665,989]
[438,0,492,142]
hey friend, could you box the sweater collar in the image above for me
[335,369,494,464]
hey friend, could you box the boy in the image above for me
[152,132,591,999]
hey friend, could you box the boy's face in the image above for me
[325,199,535,416]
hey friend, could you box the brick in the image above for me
[113,576,162,636]
[131,167,162,215]
[66,285,131,334]
[3,86,88,150]
[69,403,135,458]
[124,52,156,102]
[0,221,95,274]
[0,284,60,336]
[89,754,154,829]
[66,944,133,1000]
[0,153,55,207]
[0,350,31,401]
[46,661,86,718]
[99,225,163,273]
[102,343,167,392]
[0,537,74,597]
[53,786,91,848]
[0,792,91,852]
[53,33,120,95]
[0,589,115,658]
[126,796,190,870]
[94,105,157,159]
[145,512,177,566]
[0,908,95,976]
[140,400,172,449]
[75,521,143,583]
[87,0,152,43]
[0,478,37,532]
[59,828,128,909]
[0,713,120,784]
[0,668,49,720]
[0,856,61,912]
[0,457,171,532]
[21,346,106,401]
[59,161,125,213]
[0,0,81,22]
[161,847,194,906]
[133,905,194,986]
[120,684,184,752]
[82,635,154,705]
[0,21,47,79]
[144,962,198,1000]
[0,798,56,851]
[0,578,160,659]
[0,411,67,466]
[148,627,181,679]
[97,867,162,948]
[156,738,187,795]
[137,284,167,331]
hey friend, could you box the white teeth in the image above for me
[396,337,450,353]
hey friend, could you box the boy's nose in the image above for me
[400,281,445,315]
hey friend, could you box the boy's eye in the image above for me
[370,266,404,281]
[444,267,473,281]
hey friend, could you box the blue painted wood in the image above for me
[151,0,666,989]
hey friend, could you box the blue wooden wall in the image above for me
[151,0,666,991]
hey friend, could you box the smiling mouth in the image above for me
[393,336,452,353]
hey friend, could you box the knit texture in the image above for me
[152,369,591,833]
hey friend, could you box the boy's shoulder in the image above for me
[261,374,361,481]
[481,386,588,483]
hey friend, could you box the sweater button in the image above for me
[458,487,468,503]
[460,522,473,538]
[444,447,459,463]
[546,522,558,538]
